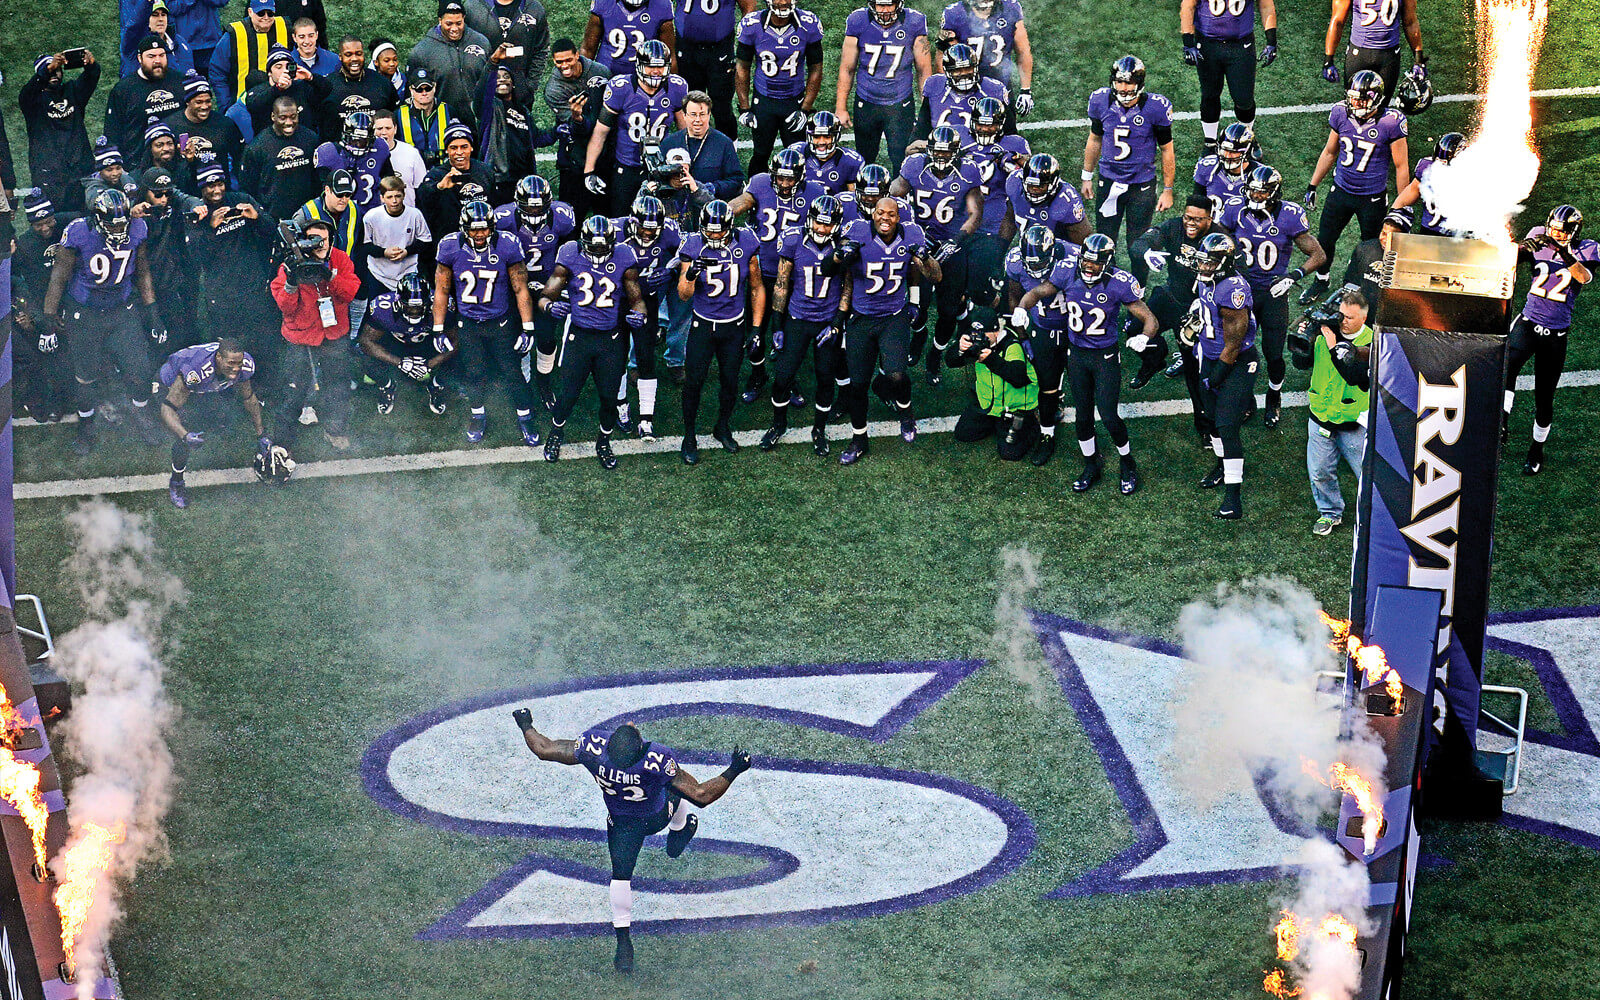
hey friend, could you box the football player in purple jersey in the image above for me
[1192,121,1259,217]
[1322,0,1424,101]
[514,711,751,974]
[155,338,266,508]
[835,195,940,463]
[1190,231,1260,520]
[1300,70,1408,303]
[313,110,395,216]
[835,0,933,173]
[582,0,678,78]
[735,0,825,179]
[1503,206,1598,475]
[765,194,851,454]
[674,199,765,463]
[1180,0,1277,155]
[608,194,682,440]
[1004,153,1091,245]
[891,125,983,382]
[1014,233,1156,492]
[728,146,823,402]
[433,199,542,447]
[782,111,866,196]
[359,271,455,419]
[1217,165,1326,427]
[936,0,1032,99]
[1003,225,1069,458]
[962,96,1027,299]
[41,187,168,455]
[915,42,1008,146]
[495,174,576,407]
[583,39,689,214]
[538,215,648,468]
[1389,130,1463,237]
[1082,56,1176,258]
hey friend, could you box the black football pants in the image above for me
[553,323,628,434]
[1505,315,1568,432]
[683,315,745,436]
[1067,343,1128,452]
[1197,35,1258,125]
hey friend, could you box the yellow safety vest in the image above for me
[398,103,451,156]
[302,198,358,254]
[229,17,289,99]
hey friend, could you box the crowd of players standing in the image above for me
[0,0,1592,520]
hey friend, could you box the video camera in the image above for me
[277,220,333,286]
[1288,282,1359,368]
[641,142,688,190]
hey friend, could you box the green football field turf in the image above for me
[7,0,1600,997]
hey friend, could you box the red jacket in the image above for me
[270,248,362,346]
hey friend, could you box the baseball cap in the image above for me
[249,0,276,12]
[142,167,176,193]
[328,169,358,196]
[151,0,170,11]
[137,34,166,55]
[196,162,227,185]
[409,68,434,88]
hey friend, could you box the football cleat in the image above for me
[537,379,557,412]
[637,418,656,441]
[1119,456,1140,495]
[1200,459,1225,489]
[543,426,563,461]
[427,380,449,415]
[518,413,542,447]
[759,425,787,451]
[614,927,634,974]
[1264,388,1281,428]
[378,381,396,415]
[466,411,487,443]
[666,814,698,857]
[839,437,869,465]
[899,416,917,443]
[1072,458,1103,492]
[681,436,700,465]
[712,424,741,452]
[1523,442,1544,475]
[167,474,188,509]
[1129,353,1165,390]
[596,435,618,470]
[741,367,768,404]
[1214,483,1243,519]
[1028,433,1057,467]
[811,424,830,456]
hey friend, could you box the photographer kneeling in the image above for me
[1291,287,1371,537]
[946,307,1039,461]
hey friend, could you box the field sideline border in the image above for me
[12,370,1597,500]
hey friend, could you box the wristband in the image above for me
[1288,267,1305,282]
[433,323,444,333]
[1081,169,1094,182]
[1264,27,1277,47]
[1181,32,1196,47]
[522,320,536,332]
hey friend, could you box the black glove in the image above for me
[834,240,863,268]
[721,746,752,781]
[512,707,533,732]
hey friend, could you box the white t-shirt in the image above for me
[362,204,432,291]
[388,140,428,208]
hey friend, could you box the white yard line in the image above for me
[13,370,1598,501]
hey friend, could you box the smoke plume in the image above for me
[53,501,181,997]
[990,545,1050,707]
[1167,580,1387,1000]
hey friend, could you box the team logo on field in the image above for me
[364,660,1033,940]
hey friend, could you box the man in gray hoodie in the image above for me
[407,0,496,132]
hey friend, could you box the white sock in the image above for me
[668,797,691,831]
[1223,457,1244,484]
[1116,440,1131,456]
[1202,120,1219,143]
[1268,380,1283,392]
[1078,437,1096,457]
[1211,436,1225,458]
[1532,422,1550,443]
[609,879,632,928]
[471,406,486,416]
[537,350,556,375]
[639,378,658,418]
[1040,423,1055,437]
[1503,389,1515,414]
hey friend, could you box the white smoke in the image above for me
[1422,142,1540,244]
[1168,580,1386,1000]
[990,545,1050,707]
[1279,840,1378,1000]
[53,501,181,998]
